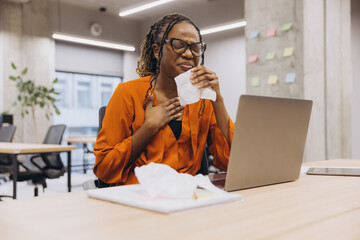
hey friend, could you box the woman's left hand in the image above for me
[190,66,221,99]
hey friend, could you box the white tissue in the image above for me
[134,162,226,199]
[174,70,216,106]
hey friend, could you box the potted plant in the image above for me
[9,62,60,142]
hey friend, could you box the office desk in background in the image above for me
[0,142,77,199]
[67,136,96,174]
[0,159,359,239]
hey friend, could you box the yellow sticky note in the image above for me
[282,23,293,31]
[283,47,294,57]
[268,75,278,85]
[251,77,260,87]
[266,51,276,60]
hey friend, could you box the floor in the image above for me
[0,170,96,201]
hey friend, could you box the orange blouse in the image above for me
[93,76,234,185]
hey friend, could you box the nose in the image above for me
[182,46,194,59]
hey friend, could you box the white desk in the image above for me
[0,142,76,199]
[0,159,359,239]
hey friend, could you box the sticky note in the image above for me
[285,73,296,83]
[266,51,276,60]
[251,77,260,87]
[248,54,259,63]
[282,23,293,31]
[266,27,276,37]
[250,30,259,39]
[268,75,278,85]
[283,47,294,57]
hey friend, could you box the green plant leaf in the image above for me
[21,68,28,75]
[45,113,49,120]
[11,62,17,70]
[54,105,60,115]
[9,76,16,81]
[53,78,58,84]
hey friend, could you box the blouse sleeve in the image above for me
[207,111,235,172]
[93,84,135,184]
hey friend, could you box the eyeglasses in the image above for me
[164,38,206,57]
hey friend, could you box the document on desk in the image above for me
[87,184,242,214]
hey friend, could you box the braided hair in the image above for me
[136,13,206,117]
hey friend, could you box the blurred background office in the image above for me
[0,0,359,166]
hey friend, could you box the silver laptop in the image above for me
[212,95,312,191]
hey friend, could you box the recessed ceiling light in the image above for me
[119,0,175,17]
[52,33,135,51]
[200,20,247,35]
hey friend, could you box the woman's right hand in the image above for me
[144,96,184,132]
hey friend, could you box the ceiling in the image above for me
[60,0,213,20]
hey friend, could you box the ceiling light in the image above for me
[119,0,175,17]
[52,33,135,51]
[200,20,247,35]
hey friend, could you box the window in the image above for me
[53,72,120,163]
[53,72,120,170]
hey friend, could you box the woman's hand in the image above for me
[144,96,184,132]
[190,66,221,99]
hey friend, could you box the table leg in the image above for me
[11,155,18,199]
[67,151,71,192]
[83,143,87,174]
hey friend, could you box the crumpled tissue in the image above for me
[134,162,226,199]
[174,70,216,106]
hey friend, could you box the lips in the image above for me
[178,62,194,71]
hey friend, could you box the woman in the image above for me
[93,13,234,185]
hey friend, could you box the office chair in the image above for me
[83,106,210,190]
[13,124,67,196]
[0,125,17,200]
[0,125,17,176]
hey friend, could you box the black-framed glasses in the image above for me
[164,38,206,57]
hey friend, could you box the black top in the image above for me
[168,120,182,140]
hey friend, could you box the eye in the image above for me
[172,39,186,50]
[191,44,201,53]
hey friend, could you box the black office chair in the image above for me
[13,124,67,196]
[0,125,17,199]
[0,125,17,175]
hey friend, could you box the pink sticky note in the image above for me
[248,54,258,63]
[266,27,276,37]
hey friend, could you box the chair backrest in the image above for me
[0,125,16,166]
[99,106,106,130]
[43,124,66,144]
[41,124,66,170]
[0,125,16,142]
[97,107,110,188]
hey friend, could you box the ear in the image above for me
[152,44,160,61]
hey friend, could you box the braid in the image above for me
[138,13,206,116]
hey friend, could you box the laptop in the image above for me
[211,95,312,191]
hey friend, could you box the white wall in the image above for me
[123,51,139,82]
[352,0,360,158]
[203,31,246,121]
